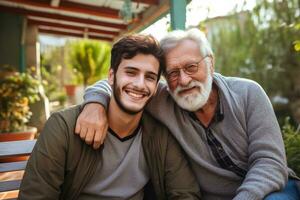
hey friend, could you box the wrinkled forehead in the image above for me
[165,39,202,68]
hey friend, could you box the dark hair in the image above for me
[110,34,165,79]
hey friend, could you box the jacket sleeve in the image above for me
[18,113,68,200]
[233,82,288,200]
[165,133,201,200]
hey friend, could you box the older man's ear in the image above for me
[208,55,215,75]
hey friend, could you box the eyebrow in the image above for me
[124,66,138,70]
[124,66,158,78]
[146,71,158,78]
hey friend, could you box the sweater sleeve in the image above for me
[83,79,111,108]
[233,82,288,200]
[19,113,68,200]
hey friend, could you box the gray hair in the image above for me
[160,28,214,57]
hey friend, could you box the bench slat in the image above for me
[0,198,18,200]
[0,161,28,173]
[0,180,21,192]
[0,140,36,159]
[0,140,36,199]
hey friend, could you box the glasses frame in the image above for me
[165,56,209,82]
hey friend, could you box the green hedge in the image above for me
[282,118,300,176]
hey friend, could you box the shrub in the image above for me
[0,67,40,132]
[282,117,300,175]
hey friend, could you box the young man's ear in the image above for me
[108,68,114,86]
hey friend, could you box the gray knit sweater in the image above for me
[84,73,289,200]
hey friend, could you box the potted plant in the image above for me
[0,66,40,161]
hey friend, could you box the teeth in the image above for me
[128,91,143,98]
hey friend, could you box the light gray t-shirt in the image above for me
[78,127,149,200]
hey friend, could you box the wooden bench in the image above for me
[0,140,36,200]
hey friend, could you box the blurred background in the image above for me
[0,0,299,176]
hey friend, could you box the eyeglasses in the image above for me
[165,56,209,82]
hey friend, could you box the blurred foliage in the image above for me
[40,39,111,105]
[206,0,300,125]
[282,117,300,175]
[40,49,67,105]
[0,66,40,132]
[68,40,111,87]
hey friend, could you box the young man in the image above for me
[19,34,200,200]
[76,29,300,200]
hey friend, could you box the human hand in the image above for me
[75,103,108,149]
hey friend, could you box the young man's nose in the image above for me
[133,75,146,88]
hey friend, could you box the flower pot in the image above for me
[64,84,76,96]
[0,126,37,162]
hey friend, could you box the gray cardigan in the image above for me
[84,73,290,200]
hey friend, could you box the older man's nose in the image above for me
[178,69,192,86]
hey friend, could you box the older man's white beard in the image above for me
[169,73,213,112]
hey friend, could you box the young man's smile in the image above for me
[124,87,149,100]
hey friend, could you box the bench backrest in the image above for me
[0,140,36,199]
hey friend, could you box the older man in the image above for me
[76,29,300,200]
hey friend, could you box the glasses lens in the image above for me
[166,57,207,82]
[167,70,179,82]
[184,64,199,74]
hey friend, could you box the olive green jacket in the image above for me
[19,105,201,200]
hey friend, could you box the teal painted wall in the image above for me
[0,12,23,71]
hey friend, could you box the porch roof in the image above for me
[0,0,171,41]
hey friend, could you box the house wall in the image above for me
[0,12,23,71]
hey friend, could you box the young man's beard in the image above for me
[169,63,213,112]
[112,77,153,115]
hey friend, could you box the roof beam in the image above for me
[0,5,127,30]
[50,0,60,7]
[132,0,159,5]
[4,0,121,19]
[124,0,169,36]
[28,19,119,36]
[59,0,120,19]
[38,28,113,42]
[59,1,120,19]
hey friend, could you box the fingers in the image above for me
[75,103,108,149]
[79,126,88,141]
[100,124,108,145]
[75,119,81,134]
[85,127,95,145]
[78,124,99,146]
[93,130,102,149]
[93,124,108,149]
